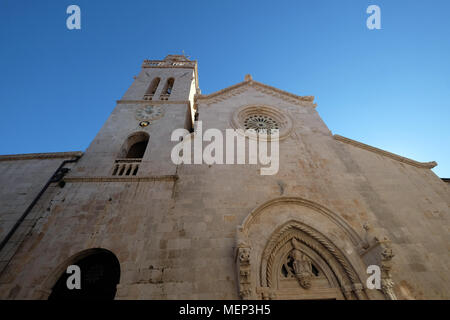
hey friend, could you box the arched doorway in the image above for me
[48,249,120,300]
[258,221,365,300]
[235,197,396,300]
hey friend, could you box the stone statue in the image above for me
[290,238,313,289]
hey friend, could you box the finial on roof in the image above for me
[244,74,252,82]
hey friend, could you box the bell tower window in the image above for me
[112,132,149,176]
[160,78,175,100]
[144,77,160,100]
[126,141,147,158]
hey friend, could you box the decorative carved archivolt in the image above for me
[260,221,364,297]
[235,198,389,300]
[240,197,364,247]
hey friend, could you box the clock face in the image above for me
[135,105,164,121]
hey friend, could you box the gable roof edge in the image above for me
[334,135,437,169]
[196,79,315,107]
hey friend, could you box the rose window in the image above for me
[232,105,293,140]
[244,115,279,134]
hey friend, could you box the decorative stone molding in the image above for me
[117,100,190,105]
[142,56,196,70]
[334,134,437,169]
[235,244,253,300]
[230,105,293,141]
[240,196,364,246]
[196,79,315,107]
[0,151,83,162]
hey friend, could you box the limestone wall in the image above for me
[0,153,81,276]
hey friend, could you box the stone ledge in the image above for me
[64,175,178,182]
[334,134,437,169]
[0,151,83,162]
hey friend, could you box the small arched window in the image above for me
[127,141,147,158]
[122,132,149,159]
[112,132,149,176]
[160,78,175,100]
[144,77,160,100]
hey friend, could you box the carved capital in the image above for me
[238,247,251,266]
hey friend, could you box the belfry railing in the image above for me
[111,158,141,176]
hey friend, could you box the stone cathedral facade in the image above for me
[0,55,448,300]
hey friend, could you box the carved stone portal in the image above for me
[258,221,368,300]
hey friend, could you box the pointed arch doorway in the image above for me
[236,219,368,300]
[258,221,365,300]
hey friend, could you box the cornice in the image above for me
[117,100,190,105]
[195,79,315,107]
[141,56,199,91]
[334,135,437,169]
[0,151,83,162]
[64,175,178,182]
[142,65,195,69]
[142,60,197,69]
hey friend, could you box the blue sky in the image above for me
[0,0,449,177]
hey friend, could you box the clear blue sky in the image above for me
[0,0,449,177]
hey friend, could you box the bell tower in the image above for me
[73,55,199,177]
